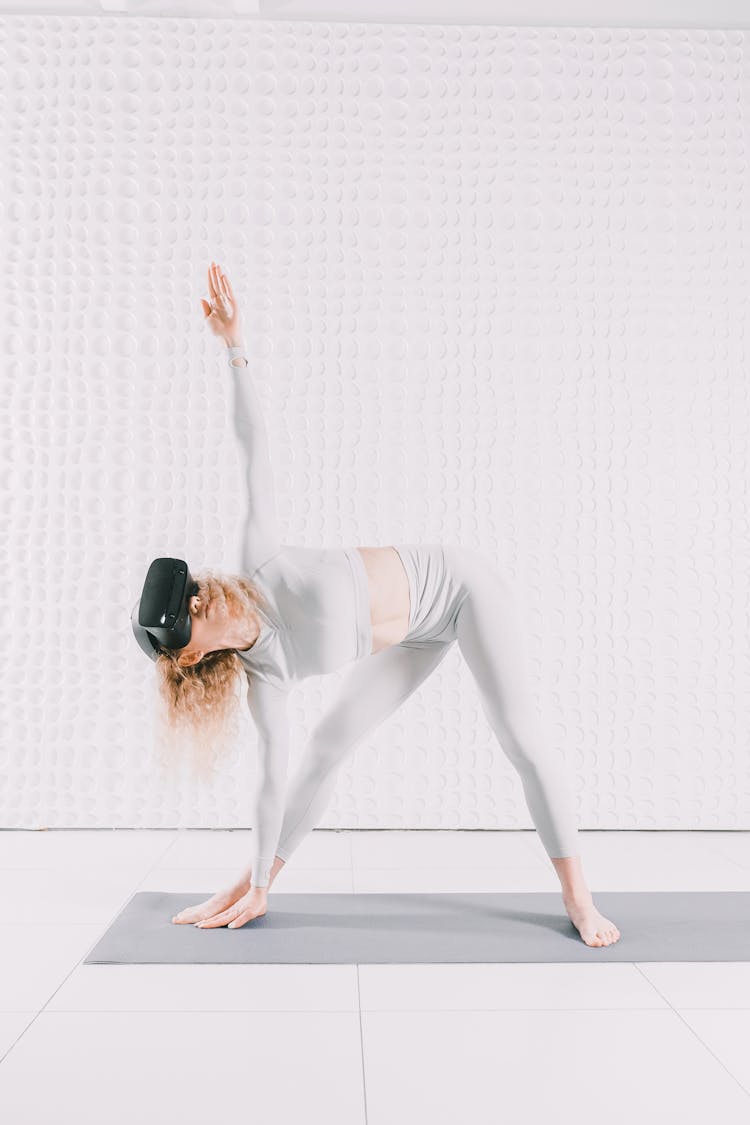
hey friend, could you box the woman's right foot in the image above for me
[563,893,621,947]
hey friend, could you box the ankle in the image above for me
[267,853,286,890]
[550,854,591,903]
[562,887,593,905]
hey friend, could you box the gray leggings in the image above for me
[274,543,579,864]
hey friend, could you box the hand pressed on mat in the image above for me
[194,886,268,928]
[171,875,255,927]
[171,859,285,929]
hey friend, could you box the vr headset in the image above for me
[131,557,200,662]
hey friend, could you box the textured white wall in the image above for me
[2,16,749,833]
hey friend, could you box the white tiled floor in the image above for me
[1,829,749,1123]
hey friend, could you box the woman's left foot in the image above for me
[563,893,621,947]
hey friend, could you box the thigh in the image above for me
[313,640,454,749]
[453,557,535,730]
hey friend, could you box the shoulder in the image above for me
[246,548,285,580]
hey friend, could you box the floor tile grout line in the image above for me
[632,963,750,1100]
[0,831,181,1070]
[7,1005,750,1015]
[355,966,370,1125]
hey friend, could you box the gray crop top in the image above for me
[236,545,372,688]
[225,344,372,889]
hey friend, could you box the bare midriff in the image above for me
[355,546,411,655]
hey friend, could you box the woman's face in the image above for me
[174,591,258,667]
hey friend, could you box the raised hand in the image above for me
[201,260,242,342]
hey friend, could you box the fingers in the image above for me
[195,906,258,929]
[207,261,234,311]
[207,261,219,301]
[172,908,204,924]
[213,267,227,306]
[218,268,233,302]
[172,895,230,924]
[215,265,229,300]
[209,261,229,306]
[196,909,238,928]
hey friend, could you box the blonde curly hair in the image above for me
[152,568,266,783]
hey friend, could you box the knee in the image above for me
[304,724,356,770]
[506,729,564,777]
[490,702,550,763]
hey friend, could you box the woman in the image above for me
[160,261,620,947]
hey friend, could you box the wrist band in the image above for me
[227,345,248,367]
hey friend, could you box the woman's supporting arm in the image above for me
[226,341,282,576]
[245,675,291,889]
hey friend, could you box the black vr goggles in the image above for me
[131,557,199,662]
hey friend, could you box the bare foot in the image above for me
[563,894,621,947]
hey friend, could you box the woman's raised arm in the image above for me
[202,262,281,575]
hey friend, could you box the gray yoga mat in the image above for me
[83,891,750,963]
